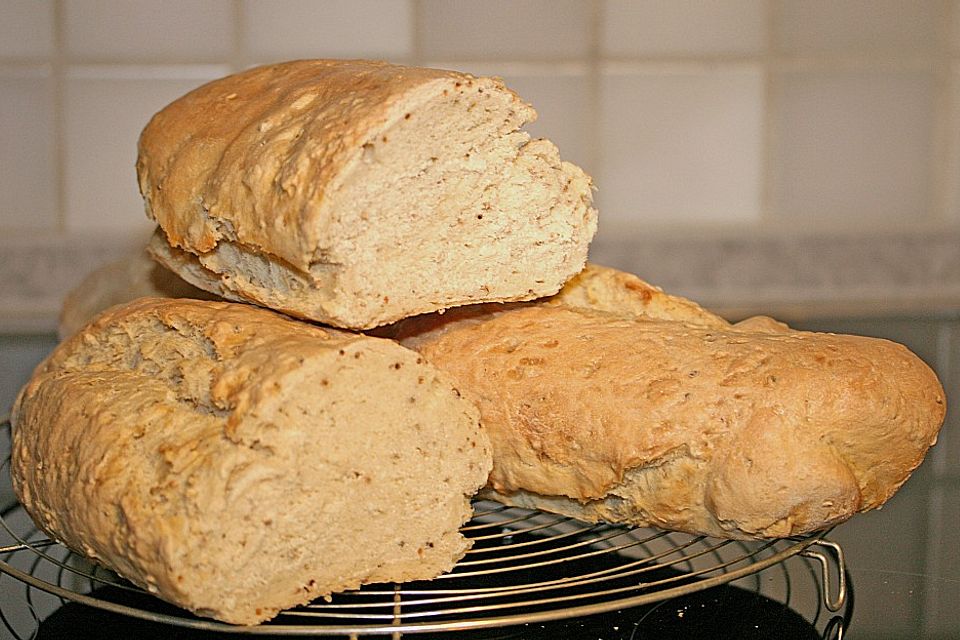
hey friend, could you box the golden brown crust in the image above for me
[13,297,491,623]
[392,267,946,539]
[546,263,729,328]
[138,60,483,269]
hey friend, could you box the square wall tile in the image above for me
[597,65,764,228]
[770,70,934,223]
[64,0,233,60]
[0,0,54,58]
[64,65,230,235]
[242,0,412,61]
[774,0,942,53]
[419,0,591,59]
[951,66,960,222]
[954,0,960,51]
[429,62,593,174]
[0,68,56,230]
[602,0,765,57]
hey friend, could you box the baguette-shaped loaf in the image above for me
[12,298,491,624]
[389,266,946,539]
[138,59,597,329]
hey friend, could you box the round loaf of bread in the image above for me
[11,297,491,624]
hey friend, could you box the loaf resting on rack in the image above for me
[385,265,947,540]
[138,59,597,330]
[11,297,491,625]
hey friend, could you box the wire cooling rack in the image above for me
[0,419,848,638]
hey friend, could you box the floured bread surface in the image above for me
[388,267,946,539]
[138,59,597,329]
[11,298,491,624]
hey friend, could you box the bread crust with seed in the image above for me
[12,297,491,624]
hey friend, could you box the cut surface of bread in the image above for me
[386,265,946,539]
[12,298,491,624]
[138,59,597,329]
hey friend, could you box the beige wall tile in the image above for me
[597,65,763,230]
[419,0,591,59]
[63,65,229,234]
[242,0,412,61]
[770,70,935,223]
[774,0,941,53]
[951,66,960,222]
[64,0,233,61]
[954,0,960,52]
[602,0,765,57]
[0,68,56,230]
[0,0,54,58]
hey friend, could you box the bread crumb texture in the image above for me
[11,297,491,624]
[138,60,597,329]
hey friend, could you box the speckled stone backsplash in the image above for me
[2,228,958,333]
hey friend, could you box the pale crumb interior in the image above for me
[317,80,596,324]
[47,317,486,624]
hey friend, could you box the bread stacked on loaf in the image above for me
[138,59,597,330]
[11,59,947,624]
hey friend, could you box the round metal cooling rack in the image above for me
[0,419,847,637]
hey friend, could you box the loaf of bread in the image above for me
[12,298,491,624]
[137,59,597,330]
[388,265,946,539]
[58,250,216,339]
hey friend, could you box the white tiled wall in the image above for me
[770,69,936,224]
[0,0,959,246]
[773,0,943,53]
[599,64,764,227]
[63,65,229,234]
[64,0,234,60]
[242,0,413,61]
[419,0,592,59]
[0,65,56,230]
[602,0,766,56]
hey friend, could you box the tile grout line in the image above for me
[231,0,245,72]
[939,1,960,224]
[586,0,602,190]
[759,0,777,225]
[51,0,67,236]
[410,0,422,66]
[929,0,957,225]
